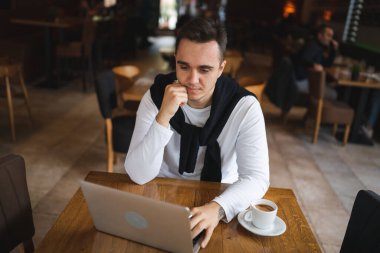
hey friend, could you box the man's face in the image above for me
[175,39,226,109]
[318,27,334,46]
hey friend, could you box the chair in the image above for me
[340,190,380,253]
[0,58,33,141]
[112,65,140,111]
[95,70,136,172]
[0,154,35,253]
[239,76,266,103]
[265,56,307,122]
[223,49,243,79]
[159,47,175,70]
[307,70,354,145]
[56,16,97,91]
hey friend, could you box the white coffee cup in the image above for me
[244,199,278,230]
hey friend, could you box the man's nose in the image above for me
[186,69,199,84]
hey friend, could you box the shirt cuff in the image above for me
[212,198,232,223]
[153,119,173,135]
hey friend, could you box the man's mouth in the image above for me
[186,87,200,93]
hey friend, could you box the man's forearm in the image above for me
[156,112,171,128]
[125,122,172,184]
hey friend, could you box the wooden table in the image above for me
[11,17,80,88]
[329,67,380,145]
[35,171,321,252]
[121,84,150,102]
[11,18,76,29]
[336,78,380,89]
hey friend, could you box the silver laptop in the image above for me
[80,181,201,253]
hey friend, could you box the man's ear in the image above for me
[218,60,226,77]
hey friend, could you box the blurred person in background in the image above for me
[292,24,339,99]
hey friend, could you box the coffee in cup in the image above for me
[255,204,275,212]
[244,199,278,230]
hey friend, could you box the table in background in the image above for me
[11,17,81,88]
[329,67,380,145]
[121,82,151,102]
[35,171,321,253]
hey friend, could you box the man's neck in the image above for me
[187,99,212,109]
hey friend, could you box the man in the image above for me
[292,24,339,98]
[125,17,269,248]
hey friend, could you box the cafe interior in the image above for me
[1,0,380,252]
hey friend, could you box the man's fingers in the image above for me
[191,224,205,239]
[166,83,187,92]
[201,227,214,248]
[172,89,188,106]
[189,211,203,230]
[163,85,188,109]
[188,203,220,248]
[157,82,188,126]
[168,87,188,100]
[174,93,188,107]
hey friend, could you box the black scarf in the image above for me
[150,72,253,182]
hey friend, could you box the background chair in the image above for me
[159,47,175,70]
[340,190,380,253]
[95,70,136,172]
[0,154,35,253]
[112,65,140,112]
[223,49,243,79]
[0,57,33,141]
[55,16,97,91]
[307,70,354,145]
[239,76,266,103]
[264,56,309,123]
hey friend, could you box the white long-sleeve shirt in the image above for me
[125,90,269,222]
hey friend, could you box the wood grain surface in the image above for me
[35,171,321,253]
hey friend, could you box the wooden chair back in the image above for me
[112,65,140,109]
[223,50,243,78]
[244,83,266,103]
[308,70,325,101]
[308,70,324,143]
[95,71,136,172]
[239,76,266,103]
[307,69,354,145]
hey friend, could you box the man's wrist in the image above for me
[156,112,170,128]
[211,201,225,221]
[218,206,225,221]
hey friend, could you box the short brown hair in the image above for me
[175,17,227,61]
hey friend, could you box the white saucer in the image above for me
[237,210,286,236]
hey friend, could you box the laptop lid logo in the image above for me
[125,211,148,229]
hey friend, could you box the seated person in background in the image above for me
[125,17,269,248]
[362,90,380,139]
[292,24,339,99]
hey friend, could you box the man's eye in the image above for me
[200,68,210,73]
[179,65,188,70]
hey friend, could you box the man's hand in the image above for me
[190,202,222,248]
[156,81,188,127]
[331,39,339,50]
[313,63,324,72]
